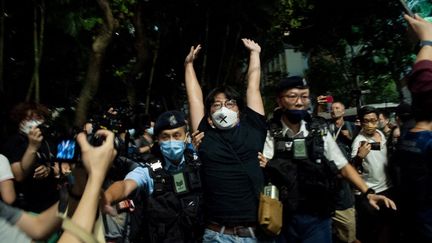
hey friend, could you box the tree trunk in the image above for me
[215,24,230,87]
[125,2,149,107]
[200,9,210,88]
[222,24,242,86]
[144,32,160,114]
[74,0,116,126]
[26,0,45,103]
[0,0,4,94]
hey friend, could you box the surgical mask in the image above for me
[159,140,186,162]
[377,121,388,130]
[145,127,154,136]
[128,129,136,137]
[211,107,239,130]
[20,119,42,135]
[283,109,308,124]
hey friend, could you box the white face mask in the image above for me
[128,129,136,137]
[211,107,239,130]
[145,127,154,136]
[20,119,42,135]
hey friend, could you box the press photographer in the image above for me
[2,102,60,213]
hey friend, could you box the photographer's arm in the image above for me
[242,38,264,115]
[58,130,116,243]
[404,14,432,62]
[15,202,61,240]
[11,127,43,182]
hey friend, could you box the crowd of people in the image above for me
[0,13,431,243]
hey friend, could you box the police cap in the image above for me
[154,110,186,136]
[276,76,308,95]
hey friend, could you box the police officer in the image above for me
[103,110,203,243]
[262,76,396,243]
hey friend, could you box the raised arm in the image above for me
[10,127,43,182]
[58,130,116,243]
[404,14,432,62]
[184,45,205,132]
[242,38,264,115]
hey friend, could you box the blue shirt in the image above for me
[124,155,188,195]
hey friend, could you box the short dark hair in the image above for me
[204,86,244,113]
[358,106,378,122]
[378,110,390,120]
[412,94,432,122]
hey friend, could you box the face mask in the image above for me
[211,107,239,130]
[20,119,42,135]
[283,109,308,124]
[145,127,154,136]
[363,124,377,136]
[128,129,136,137]
[159,140,186,162]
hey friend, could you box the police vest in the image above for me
[267,116,340,217]
[135,149,204,243]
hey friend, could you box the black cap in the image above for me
[154,110,186,136]
[276,76,308,94]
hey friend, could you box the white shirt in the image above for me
[0,155,14,183]
[351,130,391,193]
[263,119,348,170]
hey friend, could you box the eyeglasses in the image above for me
[211,99,237,110]
[280,94,310,101]
[362,119,378,125]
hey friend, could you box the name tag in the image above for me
[173,172,189,194]
[293,138,308,159]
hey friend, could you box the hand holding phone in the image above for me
[399,0,414,17]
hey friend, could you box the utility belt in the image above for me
[206,222,256,238]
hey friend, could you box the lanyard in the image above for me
[333,122,344,140]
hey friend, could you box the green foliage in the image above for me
[266,0,432,107]
[82,17,103,31]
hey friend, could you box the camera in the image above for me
[56,139,78,162]
[369,142,381,150]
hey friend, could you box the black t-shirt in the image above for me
[395,130,432,210]
[198,107,267,225]
[2,133,59,213]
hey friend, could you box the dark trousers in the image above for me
[277,213,332,243]
[355,188,398,243]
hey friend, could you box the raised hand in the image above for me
[241,38,261,54]
[28,126,43,150]
[184,45,202,65]
[76,130,117,180]
[404,14,432,41]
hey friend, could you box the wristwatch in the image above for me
[419,40,432,47]
[363,188,376,198]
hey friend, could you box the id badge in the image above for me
[293,138,308,159]
[173,172,189,194]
